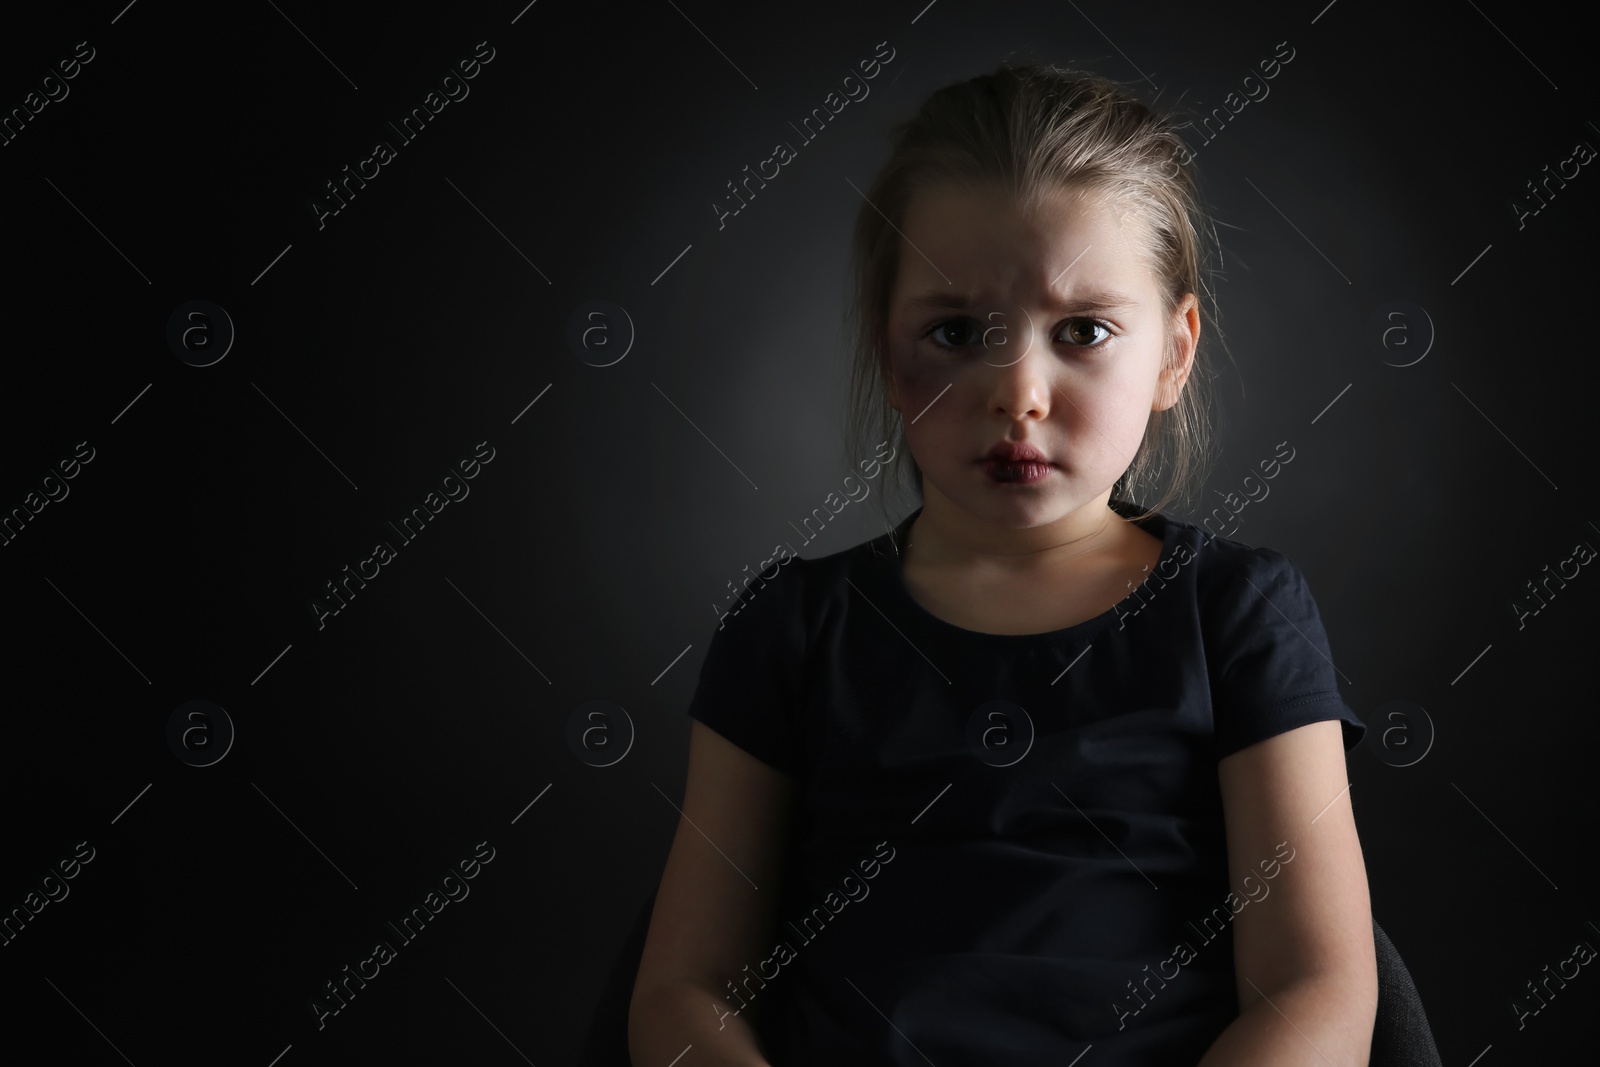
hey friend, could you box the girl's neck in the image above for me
[904,489,1129,577]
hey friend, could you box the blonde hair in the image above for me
[841,63,1232,531]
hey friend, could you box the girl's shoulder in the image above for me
[1129,510,1322,622]
[1150,506,1287,572]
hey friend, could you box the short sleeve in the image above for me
[684,561,809,775]
[1204,546,1367,760]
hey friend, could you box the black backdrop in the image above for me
[2,1,1597,1063]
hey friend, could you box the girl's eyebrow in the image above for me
[904,289,1140,313]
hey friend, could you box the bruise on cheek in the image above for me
[889,341,943,410]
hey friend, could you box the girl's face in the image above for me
[884,181,1198,533]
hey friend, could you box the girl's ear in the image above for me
[1154,294,1200,411]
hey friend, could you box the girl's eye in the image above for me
[923,317,986,348]
[920,316,1113,351]
[1060,319,1111,346]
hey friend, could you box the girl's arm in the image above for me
[1197,719,1379,1067]
[629,720,797,1067]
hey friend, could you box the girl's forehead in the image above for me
[906,179,1120,224]
[893,185,1159,304]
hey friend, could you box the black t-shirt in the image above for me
[686,500,1367,1066]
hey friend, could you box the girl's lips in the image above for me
[982,442,1049,463]
[980,459,1053,484]
[985,441,1049,463]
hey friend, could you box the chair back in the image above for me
[1370,917,1444,1066]
[580,890,655,1066]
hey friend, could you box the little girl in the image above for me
[630,65,1378,1066]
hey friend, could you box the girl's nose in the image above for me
[987,335,1052,420]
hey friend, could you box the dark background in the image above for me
[2,0,1596,1063]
